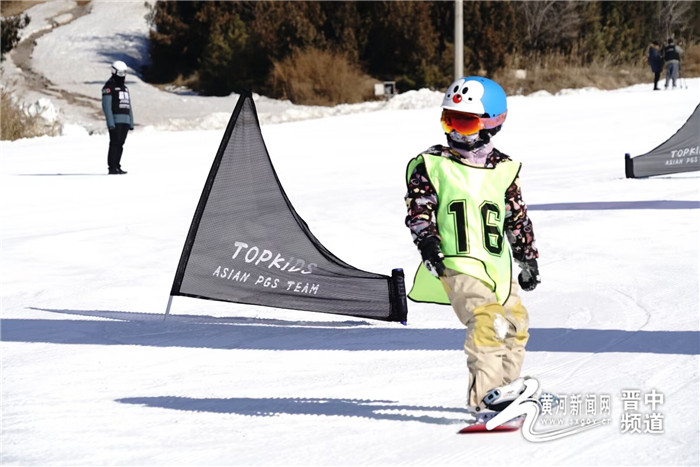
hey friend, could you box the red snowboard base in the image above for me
[457,417,524,434]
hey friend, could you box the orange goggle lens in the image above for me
[440,110,484,136]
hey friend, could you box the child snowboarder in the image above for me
[405,76,540,422]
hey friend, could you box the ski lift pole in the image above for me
[454,0,463,80]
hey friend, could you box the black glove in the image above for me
[418,236,446,278]
[517,258,540,291]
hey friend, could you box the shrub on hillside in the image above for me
[1,13,30,60]
[0,87,60,141]
[1,87,36,140]
[682,43,700,76]
[268,48,375,106]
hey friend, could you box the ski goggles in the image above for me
[440,110,484,136]
[441,109,508,135]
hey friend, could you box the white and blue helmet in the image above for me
[441,76,507,130]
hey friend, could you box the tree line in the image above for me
[144,1,699,98]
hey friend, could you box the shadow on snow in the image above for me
[2,308,697,355]
[116,396,467,425]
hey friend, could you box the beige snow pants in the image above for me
[442,268,530,407]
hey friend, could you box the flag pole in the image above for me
[164,295,174,321]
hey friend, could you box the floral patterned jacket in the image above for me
[404,144,538,264]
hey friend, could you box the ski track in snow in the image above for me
[1,1,699,466]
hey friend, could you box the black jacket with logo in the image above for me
[101,75,134,129]
[664,45,681,62]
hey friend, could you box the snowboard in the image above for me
[457,416,524,434]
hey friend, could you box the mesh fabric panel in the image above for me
[171,92,405,322]
[628,103,700,178]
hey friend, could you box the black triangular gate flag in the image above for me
[169,91,407,322]
[625,102,700,178]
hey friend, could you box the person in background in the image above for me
[663,38,683,90]
[101,60,133,174]
[648,40,663,91]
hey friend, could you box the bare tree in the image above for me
[659,0,691,40]
[516,1,580,54]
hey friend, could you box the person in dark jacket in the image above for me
[663,38,683,89]
[648,41,663,90]
[101,60,134,174]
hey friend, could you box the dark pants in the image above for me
[108,124,130,171]
[653,71,661,90]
